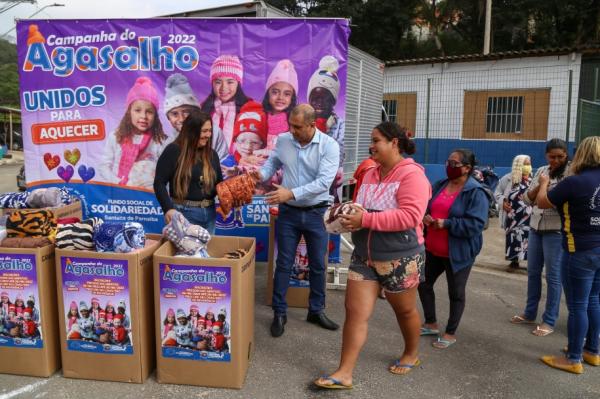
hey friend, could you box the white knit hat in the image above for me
[307,55,340,101]
[164,73,200,115]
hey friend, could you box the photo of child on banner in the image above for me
[99,76,168,189]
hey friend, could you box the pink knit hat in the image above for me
[91,297,99,305]
[70,301,78,310]
[126,77,159,110]
[1,292,8,298]
[210,55,243,83]
[167,308,175,317]
[190,304,199,312]
[266,59,298,94]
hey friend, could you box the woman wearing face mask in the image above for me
[511,140,569,337]
[153,111,223,234]
[503,155,534,272]
[418,149,489,349]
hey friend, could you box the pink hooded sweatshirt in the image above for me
[353,158,431,261]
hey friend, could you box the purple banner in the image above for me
[0,253,42,348]
[16,18,349,264]
[60,256,133,355]
[159,263,232,362]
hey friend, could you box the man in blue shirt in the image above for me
[259,104,340,337]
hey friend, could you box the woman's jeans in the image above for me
[562,246,600,362]
[523,229,563,326]
[174,204,216,235]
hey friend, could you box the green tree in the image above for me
[0,39,19,106]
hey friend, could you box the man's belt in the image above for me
[172,198,214,208]
[283,201,329,211]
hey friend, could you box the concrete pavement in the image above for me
[0,163,597,397]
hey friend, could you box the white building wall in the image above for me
[384,54,582,143]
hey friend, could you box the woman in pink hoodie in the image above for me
[314,122,431,390]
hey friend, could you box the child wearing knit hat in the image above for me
[223,101,268,166]
[163,308,176,338]
[99,76,168,188]
[163,73,201,137]
[200,55,252,162]
[307,55,346,201]
[262,59,299,151]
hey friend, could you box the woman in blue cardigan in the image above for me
[418,149,489,349]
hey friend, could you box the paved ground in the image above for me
[0,161,598,398]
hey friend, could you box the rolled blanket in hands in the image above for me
[27,187,63,208]
[94,222,145,253]
[216,172,258,215]
[163,210,210,256]
[0,192,30,209]
[324,202,365,234]
[56,217,103,251]
[6,209,57,242]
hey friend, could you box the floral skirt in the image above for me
[348,251,425,293]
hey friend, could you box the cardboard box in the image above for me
[0,245,61,377]
[55,237,161,383]
[0,200,83,220]
[266,209,328,308]
[153,236,255,389]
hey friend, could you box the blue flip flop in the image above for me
[314,375,353,390]
[432,336,456,349]
[420,326,440,336]
[389,359,421,375]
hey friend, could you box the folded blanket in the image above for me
[0,227,6,242]
[27,188,63,208]
[1,237,53,248]
[163,211,210,256]
[59,188,74,205]
[56,217,103,251]
[6,209,57,242]
[224,248,248,259]
[0,192,30,209]
[57,217,81,224]
[94,222,145,253]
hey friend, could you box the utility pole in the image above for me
[483,0,492,54]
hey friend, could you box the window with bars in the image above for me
[382,99,397,122]
[486,96,524,133]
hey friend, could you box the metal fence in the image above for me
[383,59,585,168]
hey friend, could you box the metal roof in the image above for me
[385,45,600,67]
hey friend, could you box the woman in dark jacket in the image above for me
[418,149,489,349]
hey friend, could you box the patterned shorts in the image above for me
[348,251,425,293]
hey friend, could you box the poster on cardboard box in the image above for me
[0,253,43,348]
[60,256,133,355]
[159,263,231,362]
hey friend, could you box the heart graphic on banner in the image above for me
[64,149,81,166]
[77,165,95,183]
[57,165,74,183]
[43,153,60,170]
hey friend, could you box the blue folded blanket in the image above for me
[94,222,145,253]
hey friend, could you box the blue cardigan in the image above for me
[428,176,489,272]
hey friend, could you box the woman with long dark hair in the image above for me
[511,139,569,337]
[313,122,431,389]
[418,149,489,349]
[153,111,223,233]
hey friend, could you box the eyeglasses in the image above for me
[445,160,464,168]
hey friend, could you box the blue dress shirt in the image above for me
[260,129,340,207]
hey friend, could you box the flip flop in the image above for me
[313,375,353,390]
[510,315,536,325]
[432,336,456,349]
[389,359,421,375]
[420,326,440,336]
[532,324,554,337]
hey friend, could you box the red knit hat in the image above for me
[232,101,267,160]
[99,310,106,319]
[8,304,15,312]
